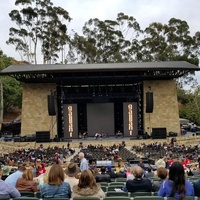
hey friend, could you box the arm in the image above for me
[8,185,21,198]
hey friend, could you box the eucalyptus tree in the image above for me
[69,12,141,63]
[7,0,71,64]
[139,18,199,65]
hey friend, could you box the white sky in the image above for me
[0,0,200,86]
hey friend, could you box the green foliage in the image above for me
[7,0,71,64]
[2,77,22,111]
[0,49,22,112]
[178,82,200,125]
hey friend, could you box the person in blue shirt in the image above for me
[0,167,21,199]
[158,161,194,199]
[5,165,26,187]
[78,152,89,171]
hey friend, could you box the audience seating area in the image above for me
[6,195,200,200]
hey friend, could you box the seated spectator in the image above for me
[152,167,168,192]
[126,167,134,180]
[125,166,152,192]
[40,163,71,198]
[126,167,131,178]
[5,165,26,187]
[191,166,200,176]
[38,166,52,189]
[16,169,39,192]
[1,165,11,181]
[158,161,194,198]
[193,179,200,197]
[72,169,105,198]
[37,163,46,176]
[95,166,111,182]
[144,167,154,178]
[0,167,21,199]
[116,167,126,178]
[64,162,80,189]
[106,165,116,179]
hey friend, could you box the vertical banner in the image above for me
[123,102,138,137]
[63,104,78,139]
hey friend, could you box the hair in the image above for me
[78,169,97,189]
[133,166,143,178]
[42,166,52,184]
[101,166,106,173]
[157,167,168,179]
[168,162,186,199]
[79,152,84,158]
[18,166,26,172]
[22,169,34,181]
[48,163,64,185]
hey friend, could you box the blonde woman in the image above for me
[40,163,71,198]
[16,169,38,192]
[72,169,105,198]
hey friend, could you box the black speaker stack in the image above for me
[47,95,56,116]
[36,131,50,143]
[152,128,167,139]
[146,92,154,113]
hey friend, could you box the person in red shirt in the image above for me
[37,163,46,176]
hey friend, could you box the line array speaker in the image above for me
[36,131,50,143]
[47,95,56,116]
[146,92,154,113]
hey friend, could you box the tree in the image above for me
[0,49,22,113]
[69,13,141,63]
[7,0,71,64]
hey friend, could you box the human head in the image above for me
[65,163,80,177]
[107,165,111,171]
[101,166,106,173]
[22,169,34,181]
[2,166,11,176]
[133,166,143,178]
[78,152,84,160]
[157,167,168,180]
[48,163,65,185]
[18,166,26,172]
[78,169,97,188]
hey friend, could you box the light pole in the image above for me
[0,79,3,123]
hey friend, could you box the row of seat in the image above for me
[6,195,200,200]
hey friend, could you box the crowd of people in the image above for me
[1,141,200,199]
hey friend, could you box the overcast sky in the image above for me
[0,0,200,85]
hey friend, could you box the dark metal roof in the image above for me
[0,61,198,84]
[0,61,199,74]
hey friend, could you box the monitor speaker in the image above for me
[152,128,167,139]
[36,131,50,143]
[146,92,153,113]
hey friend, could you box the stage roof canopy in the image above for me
[0,61,199,84]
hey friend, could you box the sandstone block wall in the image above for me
[143,80,180,135]
[21,83,57,138]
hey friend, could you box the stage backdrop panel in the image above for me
[63,104,78,139]
[87,103,114,137]
[123,102,138,137]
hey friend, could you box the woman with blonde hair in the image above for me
[16,169,38,192]
[40,163,71,198]
[72,169,105,198]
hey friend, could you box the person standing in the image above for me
[78,152,89,171]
